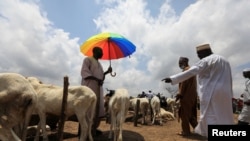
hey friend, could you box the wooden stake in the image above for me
[57,76,69,141]
[134,99,140,126]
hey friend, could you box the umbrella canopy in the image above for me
[80,32,136,60]
[80,32,136,76]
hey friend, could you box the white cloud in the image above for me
[0,0,81,85]
[1,0,249,98]
[94,0,250,97]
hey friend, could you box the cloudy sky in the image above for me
[1,0,249,98]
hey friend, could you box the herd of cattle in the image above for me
[0,73,179,141]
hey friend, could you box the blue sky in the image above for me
[1,0,250,98]
[39,0,194,44]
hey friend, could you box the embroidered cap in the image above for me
[196,44,211,52]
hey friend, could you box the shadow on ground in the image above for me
[94,130,145,141]
[181,133,208,141]
[26,132,78,141]
[26,130,145,141]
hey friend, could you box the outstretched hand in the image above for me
[161,78,172,83]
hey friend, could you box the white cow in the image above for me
[129,97,149,125]
[108,88,130,141]
[0,73,37,141]
[159,108,175,121]
[26,77,96,141]
[166,97,180,117]
[166,97,175,113]
[150,95,162,125]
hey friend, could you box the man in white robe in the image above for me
[162,44,234,137]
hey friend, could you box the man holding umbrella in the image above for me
[81,46,112,136]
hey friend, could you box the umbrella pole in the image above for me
[108,38,116,77]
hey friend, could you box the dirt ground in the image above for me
[27,111,238,141]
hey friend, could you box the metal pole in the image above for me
[108,38,116,77]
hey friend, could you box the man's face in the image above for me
[197,50,208,59]
[179,61,186,69]
[179,59,188,69]
[196,49,212,59]
[95,48,103,59]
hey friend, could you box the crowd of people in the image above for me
[80,44,249,139]
[162,43,249,137]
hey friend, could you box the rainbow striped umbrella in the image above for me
[80,32,136,76]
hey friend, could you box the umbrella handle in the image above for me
[110,71,116,77]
